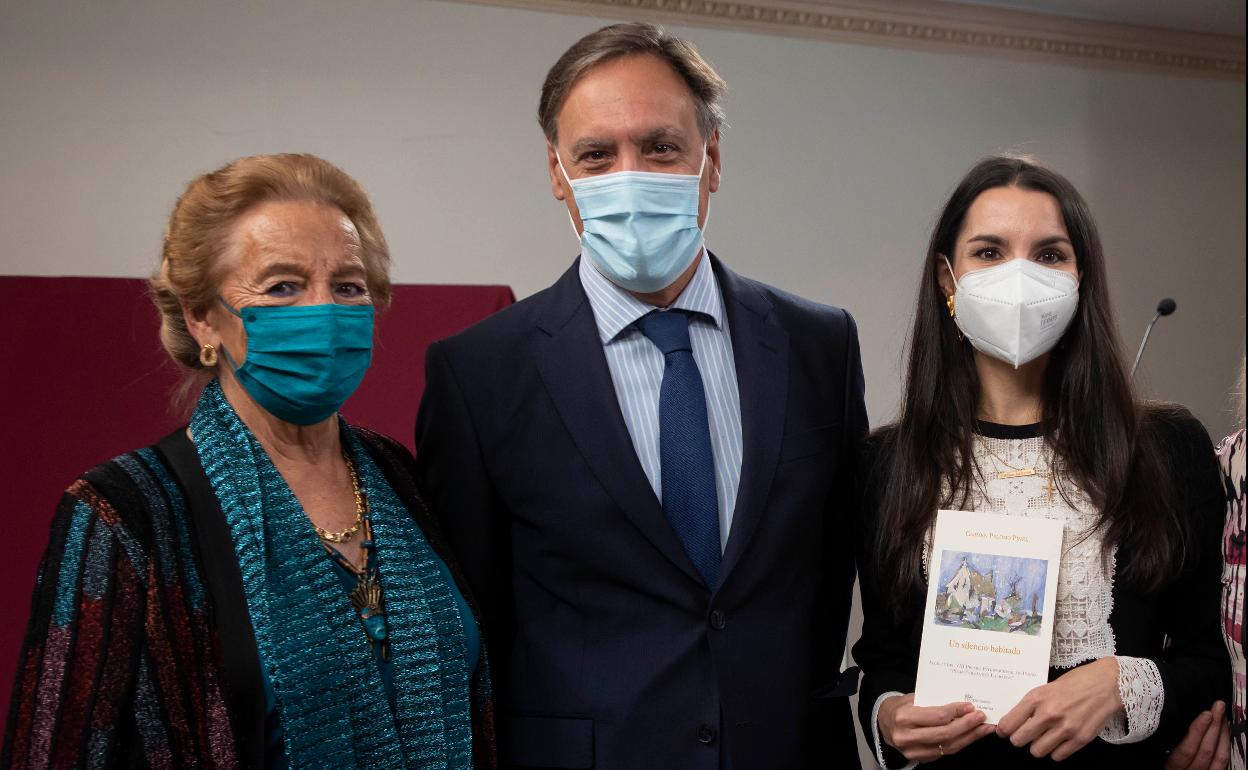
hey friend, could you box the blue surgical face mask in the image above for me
[217,298,374,426]
[559,148,708,293]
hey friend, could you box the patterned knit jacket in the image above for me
[2,427,497,769]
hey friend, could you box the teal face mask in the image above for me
[217,298,374,425]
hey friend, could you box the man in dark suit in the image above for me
[416,22,866,769]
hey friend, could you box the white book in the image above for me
[913,509,1064,724]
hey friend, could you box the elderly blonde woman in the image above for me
[2,154,493,768]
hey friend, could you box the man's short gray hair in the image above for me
[538,22,727,143]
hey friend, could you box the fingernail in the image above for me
[962,703,975,715]
[1215,701,1226,715]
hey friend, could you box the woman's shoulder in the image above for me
[1139,400,1207,435]
[350,425,428,506]
[1215,426,1245,461]
[351,426,416,470]
[62,431,189,539]
[1137,402,1215,465]
[350,425,453,551]
[1136,403,1226,535]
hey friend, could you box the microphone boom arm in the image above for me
[1130,312,1161,378]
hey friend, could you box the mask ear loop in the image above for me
[940,254,961,293]
[941,255,964,342]
[215,295,246,373]
[218,295,243,318]
[555,150,573,187]
[554,151,584,242]
[695,142,711,243]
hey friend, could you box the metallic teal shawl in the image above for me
[191,381,473,768]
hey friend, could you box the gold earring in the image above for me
[946,296,964,341]
[199,343,218,367]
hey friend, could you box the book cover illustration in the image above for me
[933,550,1047,636]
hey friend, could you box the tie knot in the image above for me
[636,310,693,355]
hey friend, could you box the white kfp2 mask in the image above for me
[945,256,1080,368]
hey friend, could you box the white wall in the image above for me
[2,0,1243,434]
[2,0,1244,761]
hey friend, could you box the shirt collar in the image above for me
[578,250,726,344]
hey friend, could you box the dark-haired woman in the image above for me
[853,155,1229,768]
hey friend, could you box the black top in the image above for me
[853,409,1231,769]
[975,420,1045,440]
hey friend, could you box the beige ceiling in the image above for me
[954,0,1244,37]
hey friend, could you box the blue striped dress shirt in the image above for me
[578,252,744,550]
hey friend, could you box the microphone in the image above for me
[1130,298,1177,378]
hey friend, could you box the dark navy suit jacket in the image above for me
[415,254,867,769]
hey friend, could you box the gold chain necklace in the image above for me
[311,451,368,543]
[978,437,1057,504]
[980,441,1038,479]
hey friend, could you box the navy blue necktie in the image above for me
[636,309,721,588]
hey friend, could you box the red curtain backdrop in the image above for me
[0,275,514,721]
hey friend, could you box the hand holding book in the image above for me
[994,657,1122,761]
[877,694,995,763]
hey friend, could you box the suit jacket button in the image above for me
[697,724,717,744]
[709,609,726,630]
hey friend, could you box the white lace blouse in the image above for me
[871,432,1163,769]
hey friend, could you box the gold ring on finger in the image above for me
[938,743,944,758]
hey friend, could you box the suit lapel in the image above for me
[535,261,704,586]
[715,257,789,584]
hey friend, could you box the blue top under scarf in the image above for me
[261,546,481,768]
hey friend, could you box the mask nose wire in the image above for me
[943,255,1079,292]
[557,143,709,180]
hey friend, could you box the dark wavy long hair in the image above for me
[873,155,1186,597]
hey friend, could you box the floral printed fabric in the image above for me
[1218,428,1246,770]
